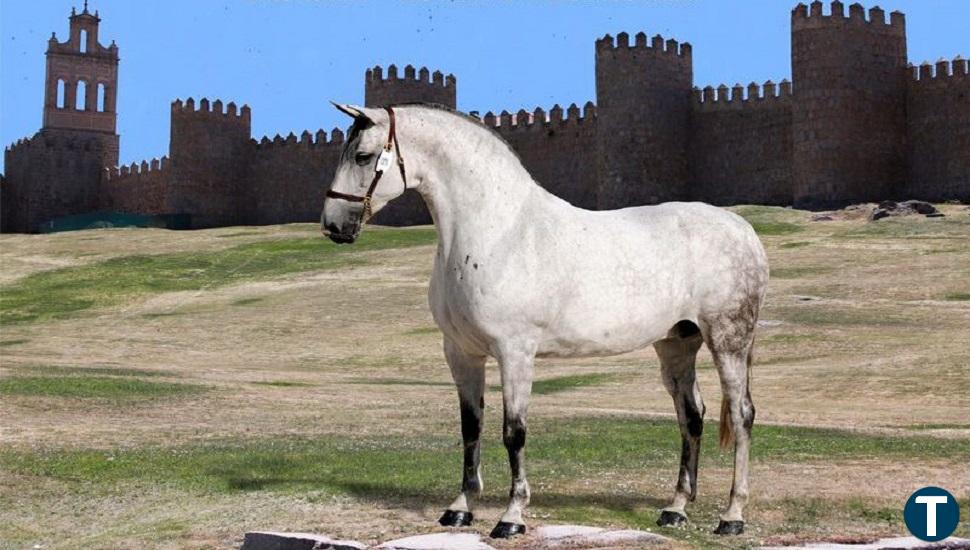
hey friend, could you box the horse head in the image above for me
[321,103,409,244]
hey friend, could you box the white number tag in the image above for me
[376,149,394,172]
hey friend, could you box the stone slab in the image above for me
[241,531,367,550]
[377,532,494,550]
[759,536,970,550]
[242,525,671,550]
[534,524,670,547]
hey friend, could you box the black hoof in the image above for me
[438,509,474,527]
[714,520,745,535]
[657,510,688,527]
[489,521,527,539]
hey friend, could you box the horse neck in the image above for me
[405,109,548,253]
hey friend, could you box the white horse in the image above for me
[321,103,769,538]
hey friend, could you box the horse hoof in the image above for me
[714,520,745,535]
[657,510,688,527]
[489,521,527,539]
[438,510,474,527]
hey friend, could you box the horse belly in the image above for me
[535,297,678,358]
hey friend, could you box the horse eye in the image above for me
[355,152,374,166]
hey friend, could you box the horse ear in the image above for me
[331,101,374,127]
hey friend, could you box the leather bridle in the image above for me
[325,106,408,221]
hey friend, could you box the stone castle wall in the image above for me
[689,81,794,206]
[906,58,970,202]
[365,65,456,109]
[2,131,109,233]
[3,1,969,233]
[248,130,344,226]
[168,98,253,228]
[486,103,600,210]
[790,1,909,208]
[595,34,693,208]
[100,156,172,215]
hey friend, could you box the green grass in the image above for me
[838,215,970,239]
[344,377,454,388]
[0,228,437,326]
[750,221,803,236]
[344,373,618,395]
[531,373,617,395]
[250,380,313,387]
[3,416,966,496]
[732,205,805,236]
[0,375,204,401]
[0,338,29,347]
[944,292,970,301]
[3,415,968,547]
[13,365,174,378]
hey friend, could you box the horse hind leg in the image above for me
[439,338,487,527]
[654,320,706,528]
[703,310,758,536]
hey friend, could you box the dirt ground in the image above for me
[1,205,968,549]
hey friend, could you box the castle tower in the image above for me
[168,98,253,228]
[791,1,908,207]
[1,4,120,233]
[43,1,120,165]
[364,65,457,109]
[595,33,693,209]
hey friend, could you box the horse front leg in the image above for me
[490,344,535,539]
[439,337,487,527]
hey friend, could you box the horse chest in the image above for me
[429,254,527,352]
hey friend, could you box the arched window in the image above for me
[56,79,66,108]
[76,80,87,110]
[79,29,88,53]
[97,83,106,112]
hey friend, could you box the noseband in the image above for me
[325,106,408,221]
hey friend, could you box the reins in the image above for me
[325,106,408,221]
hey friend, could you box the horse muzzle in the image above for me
[321,218,362,244]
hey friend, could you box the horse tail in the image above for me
[719,340,754,450]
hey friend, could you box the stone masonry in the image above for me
[2,1,968,233]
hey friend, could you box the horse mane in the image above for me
[389,102,526,166]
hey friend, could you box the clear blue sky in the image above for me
[2,1,967,172]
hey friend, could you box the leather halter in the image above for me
[325,106,408,220]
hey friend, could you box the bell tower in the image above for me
[43,2,120,165]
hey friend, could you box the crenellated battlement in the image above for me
[694,79,793,111]
[252,127,346,151]
[104,156,168,180]
[910,56,969,83]
[5,132,104,154]
[364,64,458,109]
[171,97,251,122]
[792,1,904,34]
[4,136,34,153]
[366,64,456,88]
[480,102,597,133]
[595,32,691,59]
